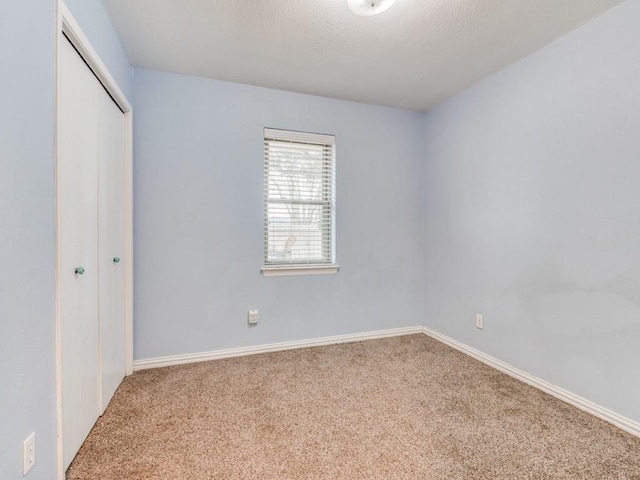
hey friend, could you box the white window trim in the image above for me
[264,128,335,145]
[263,128,337,276]
[261,265,340,277]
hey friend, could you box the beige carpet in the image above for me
[67,334,640,479]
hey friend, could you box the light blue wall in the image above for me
[64,0,133,100]
[0,2,131,478]
[1,1,637,477]
[423,0,640,422]
[0,2,57,479]
[133,69,426,360]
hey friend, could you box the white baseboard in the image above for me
[133,326,425,371]
[422,326,640,439]
[133,324,639,439]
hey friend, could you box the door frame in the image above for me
[54,3,133,478]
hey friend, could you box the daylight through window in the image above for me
[264,128,336,269]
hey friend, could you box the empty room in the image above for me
[2,0,640,478]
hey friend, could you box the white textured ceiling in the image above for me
[103,0,623,111]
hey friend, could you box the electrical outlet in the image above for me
[476,314,484,330]
[23,432,35,475]
[248,309,259,325]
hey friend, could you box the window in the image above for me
[262,128,338,276]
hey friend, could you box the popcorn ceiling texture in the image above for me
[102,0,624,111]
[67,335,640,479]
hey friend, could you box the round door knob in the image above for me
[75,266,85,275]
[113,257,120,264]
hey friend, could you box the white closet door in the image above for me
[98,86,127,412]
[59,36,100,470]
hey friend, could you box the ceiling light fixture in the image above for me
[347,0,397,17]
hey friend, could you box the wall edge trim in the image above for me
[133,326,425,370]
[422,326,640,438]
[133,324,639,439]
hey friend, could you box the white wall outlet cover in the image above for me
[476,314,484,330]
[23,432,35,475]
[248,310,259,324]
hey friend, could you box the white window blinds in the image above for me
[264,128,336,267]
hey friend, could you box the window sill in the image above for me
[261,265,340,277]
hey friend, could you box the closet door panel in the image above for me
[98,87,127,412]
[58,36,100,470]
